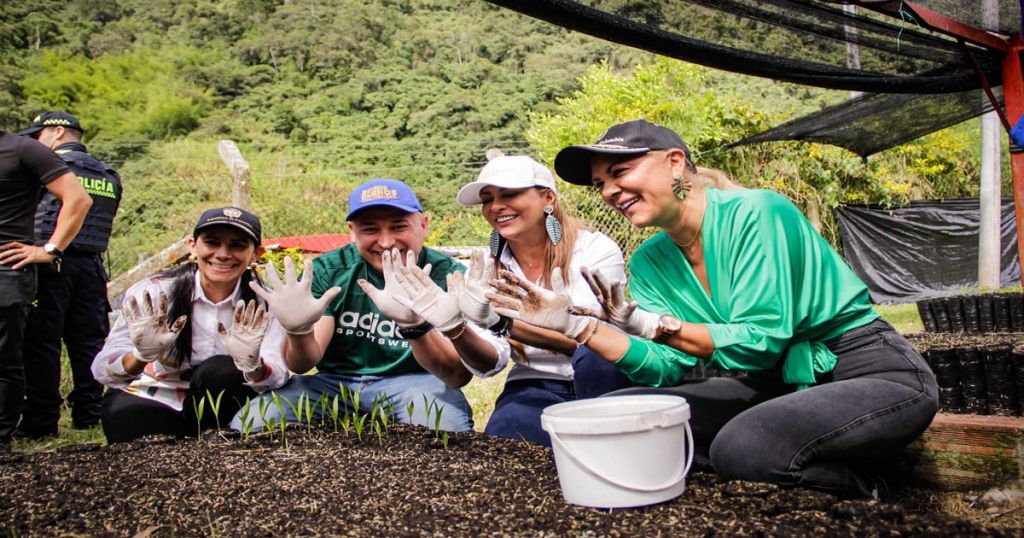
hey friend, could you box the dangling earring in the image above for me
[544,205,562,246]
[672,175,693,200]
[489,229,502,257]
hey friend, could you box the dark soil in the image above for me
[2,425,1021,537]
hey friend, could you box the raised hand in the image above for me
[218,299,270,374]
[486,268,591,338]
[572,266,660,339]
[123,290,187,363]
[250,256,340,335]
[392,262,464,332]
[454,249,499,328]
[357,249,425,328]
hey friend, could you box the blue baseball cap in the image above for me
[346,179,424,221]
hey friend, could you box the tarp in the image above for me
[834,197,1021,304]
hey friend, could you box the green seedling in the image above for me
[330,394,341,433]
[284,393,305,427]
[238,397,254,440]
[271,391,288,449]
[205,389,225,436]
[433,404,445,439]
[316,393,329,429]
[406,401,415,424]
[266,416,277,442]
[191,395,206,440]
[303,393,315,434]
[341,412,351,436]
[374,420,383,445]
[258,395,271,430]
[353,413,367,442]
[442,431,449,449]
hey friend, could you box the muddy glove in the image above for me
[455,249,500,328]
[250,256,340,335]
[123,290,187,363]
[392,263,464,332]
[568,266,660,340]
[486,268,591,338]
[357,249,426,328]
[218,299,270,374]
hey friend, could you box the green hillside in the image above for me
[1,0,1003,276]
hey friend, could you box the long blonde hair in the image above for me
[692,166,744,190]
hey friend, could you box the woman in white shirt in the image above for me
[92,207,288,442]
[454,155,633,445]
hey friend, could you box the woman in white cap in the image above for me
[487,120,938,498]
[445,154,633,446]
[92,207,288,442]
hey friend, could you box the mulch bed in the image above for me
[1,424,1021,537]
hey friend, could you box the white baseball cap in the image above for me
[457,155,558,206]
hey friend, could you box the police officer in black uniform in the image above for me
[16,112,122,437]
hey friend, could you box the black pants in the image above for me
[101,355,257,443]
[612,320,939,498]
[20,254,109,434]
[0,303,29,445]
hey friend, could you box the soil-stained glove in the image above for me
[357,249,426,328]
[218,299,270,374]
[123,290,187,363]
[250,256,341,335]
[454,249,500,328]
[569,266,660,340]
[486,268,591,338]
[391,263,464,332]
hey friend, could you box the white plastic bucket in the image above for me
[540,395,694,508]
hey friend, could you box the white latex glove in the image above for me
[456,249,500,328]
[391,263,464,332]
[122,290,187,363]
[250,256,341,335]
[357,249,426,328]
[486,268,591,338]
[570,266,660,340]
[218,299,270,374]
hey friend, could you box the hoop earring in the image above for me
[544,205,563,246]
[489,230,502,257]
[672,175,693,200]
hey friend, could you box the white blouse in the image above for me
[92,271,288,411]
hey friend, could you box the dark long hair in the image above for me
[161,261,265,368]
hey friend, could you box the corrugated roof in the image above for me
[263,233,351,253]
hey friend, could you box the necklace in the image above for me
[673,194,704,249]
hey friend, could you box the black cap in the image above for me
[553,119,694,185]
[18,111,85,137]
[193,207,262,245]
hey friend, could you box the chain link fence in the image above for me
[103,143,650,281]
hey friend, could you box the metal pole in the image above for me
[843,4,862,100]
[1003,34,1024,288]
[978,0,1001,289]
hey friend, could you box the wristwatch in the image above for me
[488,315,513,338]
[42,242,63,258]
[652,314,683,343]
[397,320,434,340]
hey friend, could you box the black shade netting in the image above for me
[485,0,1013,94]
[727,86,1003,157]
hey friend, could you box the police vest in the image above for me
[34,143,122,253]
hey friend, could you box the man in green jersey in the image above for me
[236,179,509,432]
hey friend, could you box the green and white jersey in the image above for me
[311,244,464,377]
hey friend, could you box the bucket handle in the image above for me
[548,421,694,493]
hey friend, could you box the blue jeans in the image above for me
[611,319,938,498]
[486,345,634,446]
[229,371,473,433]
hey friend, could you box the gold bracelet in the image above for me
[444,323,467,341]
[577,319,600,347]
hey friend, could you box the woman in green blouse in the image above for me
[488,119,938,498]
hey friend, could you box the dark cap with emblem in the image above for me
[553,119,695,185]
[17,111,85,137]
[193,206,262,245]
